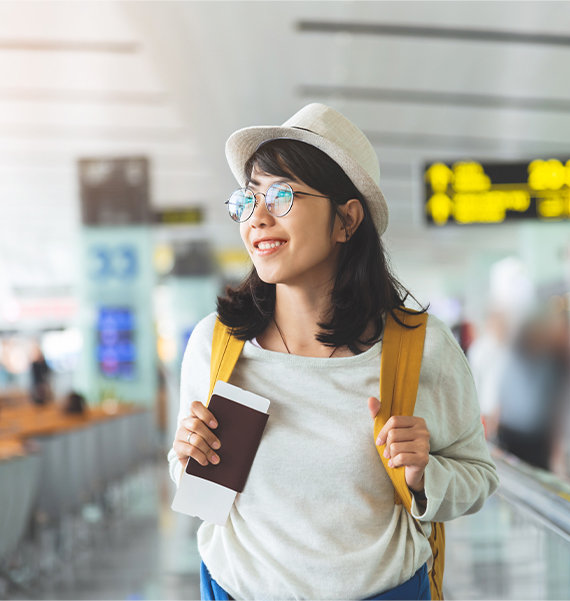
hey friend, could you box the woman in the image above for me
[168,103,499,600]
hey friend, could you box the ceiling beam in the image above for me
[297,21,570,47]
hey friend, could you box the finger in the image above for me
[384,440,429,460]
[181,417,221,450]
[368,396,381,419]
[187,445,211,467]
[385,428,419,446]
[376,416,424,445]
[190,400,218,429]
[172,438,200,464]
[172,439,190,464]
[388,452,429,469]
[174,437,218,467]
[187,432,220,464]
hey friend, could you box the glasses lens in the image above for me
[227,189,254,222]
[266,183,293,217]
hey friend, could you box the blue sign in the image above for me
[88,245,138,280]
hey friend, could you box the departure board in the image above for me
[424,158,570,226]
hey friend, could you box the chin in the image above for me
[255,271,280,285]
[252,264,287,285]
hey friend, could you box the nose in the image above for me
[248,192,275,228]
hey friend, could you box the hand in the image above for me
[368,397,430,492]
[172,401,222,467]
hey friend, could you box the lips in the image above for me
[252,238,287,255]
[253,238,287,250]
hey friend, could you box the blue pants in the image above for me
[200,561,431,600]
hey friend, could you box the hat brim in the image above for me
[225,125,388,236]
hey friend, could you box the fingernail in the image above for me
[383,448,390,458]
[388,459,394,468]
[376,437,381,446]
[212,441,221,450]
[210,454,220,464]
[209,420,217,428]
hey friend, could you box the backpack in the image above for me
[207,307,445,600]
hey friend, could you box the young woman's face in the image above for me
[240,165,343,289]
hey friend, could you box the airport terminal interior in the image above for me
[1,1,569,600]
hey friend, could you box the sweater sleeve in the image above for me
[410,315,500,522]
[167,312,217,486]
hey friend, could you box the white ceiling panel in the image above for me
[0,137,201,163]
[0,50,162,93]
[0,1,137,41]
[297,36,570,99]
[0,99,186,130]
[328,100,570,148]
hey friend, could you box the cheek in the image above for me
[294,216,333,249]
[239,224,250,248]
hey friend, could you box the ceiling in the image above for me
[1,0,569,323]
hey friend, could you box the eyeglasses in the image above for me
[225,182,329,223]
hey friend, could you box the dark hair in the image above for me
[216,139,425,353]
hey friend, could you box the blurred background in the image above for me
[0,1,569,599]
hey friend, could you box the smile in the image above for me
[258,241,285,250]
[253,239,287,255]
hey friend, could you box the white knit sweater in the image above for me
[168,312,499,600]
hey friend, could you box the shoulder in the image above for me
[192,311,219,340]
[417,314,481,447]
[178,312,218,414]
[425,314,469,364]
[421,313,475,384]
[181,312,218,364]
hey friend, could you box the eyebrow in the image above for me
[247,176,299,187]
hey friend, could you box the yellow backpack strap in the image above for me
[428,522,445,600]
[208,318,245,404]
[374,308,427,510]
[374,309,445,600]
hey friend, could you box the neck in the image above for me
[272,281,335,356]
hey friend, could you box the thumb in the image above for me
[368,396,381,419]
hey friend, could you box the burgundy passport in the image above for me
[185,393,269,492]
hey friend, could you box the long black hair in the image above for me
[216,139,425,353]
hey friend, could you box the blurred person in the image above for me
[468,309,510,441]
[1,336,29,390]
[30,342,52,406]
[168,103,498,600]
[450,320,475,354]
[497,310,567,470]
[546,303,570,478]
[0,339,10,388]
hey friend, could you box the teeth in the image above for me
[257,241,284,250]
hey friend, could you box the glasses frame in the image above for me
[225,181,329,223]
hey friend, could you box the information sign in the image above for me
[424,158,570,226]
[153,208,203,225]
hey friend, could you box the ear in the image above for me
[333,198,364,243]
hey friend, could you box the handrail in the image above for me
[490,444,570,541]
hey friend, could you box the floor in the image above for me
[5,459,570,600]
[6,461,202,601]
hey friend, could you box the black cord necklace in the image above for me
[273,317,337,358]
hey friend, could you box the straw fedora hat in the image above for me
[225,103,389,236]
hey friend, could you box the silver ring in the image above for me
[186,432,192,443]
